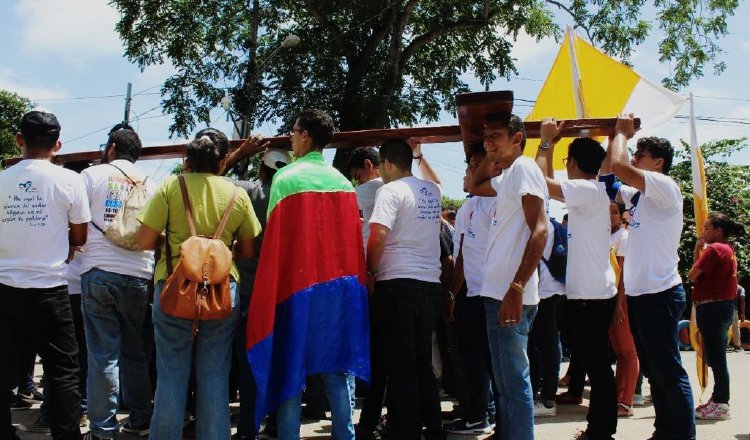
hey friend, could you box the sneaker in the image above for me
[443,418,492,435]
[79,412,89,427]
[259,423,278,440]
[9,395,32,411]
[122,420,150,436]
[555,392,583,405]
[694,399,714,418]
[632,394,645,407]
[441,407,462,422]
[17,387,44,404]
[696,402,730,420]
[18,418,50,433]
[617,403,634,417]
[534,401,557,417]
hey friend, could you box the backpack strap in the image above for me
[108,163,139,186]
[213,188,239,240]
[177,175,198,237]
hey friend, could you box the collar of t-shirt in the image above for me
[299,151,324,164]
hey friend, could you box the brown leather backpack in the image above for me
[159,175,239,337]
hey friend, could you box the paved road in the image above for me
[12,350,750,439]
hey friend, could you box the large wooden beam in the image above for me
[1,118,639,166]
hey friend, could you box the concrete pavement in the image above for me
[12,350,750,439]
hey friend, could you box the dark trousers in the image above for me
[457,295,493,423]
[234,294,257,436]
[358,295,387,431]
[628,285,695,440]
[529,294,563,402]
[375,279,444,440]
[567,297,617,440]
[442,291,472,414]
[41,294,88,422]
[1,284,81,440]
[696,299,735,404]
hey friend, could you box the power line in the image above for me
[31,92,160,102]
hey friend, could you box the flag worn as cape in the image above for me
[688,93,710,393]
[525,28,687,170]
[245,151,370,427]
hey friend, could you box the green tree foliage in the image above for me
[671,138,750,282]
[442,195,466,212]
[0,90,32,164]
[111,0,738,172]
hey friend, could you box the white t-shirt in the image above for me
[80,160,155,280]
[0,160,91,288]
[539,219,565,299]
[453,196,495,297]
[611,227,628,257]
[618,171,683,296]
[480,156,547,304]
[369,176,442,283]
[560,179,617,300]
[355,177,384,246]
[66,252,83,295]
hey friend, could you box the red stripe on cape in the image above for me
[246,190,366,348]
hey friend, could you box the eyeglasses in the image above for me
[99,143,108,153]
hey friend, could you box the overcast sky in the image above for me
[1,0,749,199]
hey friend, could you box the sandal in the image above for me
[617,402,634,417]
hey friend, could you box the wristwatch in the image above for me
[539,141,551,150]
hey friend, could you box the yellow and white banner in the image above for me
[525,28,688,169]
[688,92,710,393]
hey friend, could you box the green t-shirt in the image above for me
[138,173,262,282]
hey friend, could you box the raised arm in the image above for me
[220,135,270,176]
[610,114,645,192]
[535,118,565,201]
[410,141,441,186]
[468,155,498,197]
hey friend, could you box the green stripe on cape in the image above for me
[267,151,355,218]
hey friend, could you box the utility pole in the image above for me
[123,82,132,126]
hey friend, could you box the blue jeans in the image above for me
[628,285,695,440]
[149,280,240,440]
[277,372,355,440]
[81,269,152,439]
[696,299,735,404]
[483,298,537,440]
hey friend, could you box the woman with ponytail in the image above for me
[688,212,743,421]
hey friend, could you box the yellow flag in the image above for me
[525,28,687,169]
[688,93,710,393]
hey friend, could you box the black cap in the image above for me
[20,110,61,143]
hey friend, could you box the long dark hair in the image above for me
[708,212,744,237]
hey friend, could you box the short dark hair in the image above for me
[610,200,626,215]
[20,110,61,149]
[637,137,673,174]
[379,139,412,171]
[485,112,526,151]
[349,147,379,170]
[108,123,134,135]
[296,109,335,148]
[195,128,229,152]
[186,136,227,174]
[708,212,744,237]
[568,137,606,175]
[107,128,142,162]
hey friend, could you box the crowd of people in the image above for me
[1,107,744,440]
